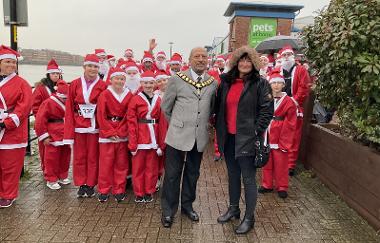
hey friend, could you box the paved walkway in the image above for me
[0,142,379,243]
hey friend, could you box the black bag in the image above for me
[254,130,270,168]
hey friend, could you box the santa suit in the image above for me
[63,75,107,187]
[154,90,168,177]
[35,94,71,183]
[282,65,311,169]
[0,73,32,199]
[262,94,297,191]
[127,92,163,196]
[32,83,55,171]
[97,87,133,195]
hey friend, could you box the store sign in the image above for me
[248,17,277,47]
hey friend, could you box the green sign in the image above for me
[248,17,277,47]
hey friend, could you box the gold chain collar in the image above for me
[177,72,214,89]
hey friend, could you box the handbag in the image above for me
[254,129,270,168]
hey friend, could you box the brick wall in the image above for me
[277,18,293,35]
[228,16,250,52]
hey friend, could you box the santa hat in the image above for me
[156,51,166,60]
[55,80,69,99]
[125,48,133,56]
[107,55,115,61]
[0,45,20,60]
[95,48,107,57]
[168,53,182,65]
[140,70,155,82]
[142,51,154,64]
[279,45,294,56]
[216,55,226,63]
[155,70,169,81]
[268,69,285,84]
[109,67,127,79]
[119,60,139,73]
[46,59,62,74]
[83,54,100,67]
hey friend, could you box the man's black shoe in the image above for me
[181,208,199,221]
[258,186,273,194]
[86,186,95,198]
[278,191,288,199]
[161,215,173,228]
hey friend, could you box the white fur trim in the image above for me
[110,72,127,79]
[83,61,100,67]
[46,69,62,74]
[8,114,20,127]
[0,54,17,60]
[96,52,106,57]
[99,137,128,143]
[63,139,74,145]
[141,77,155,82]
[75,128,99,134]
[281,49,294,55]
[125,66,139,72]
[50,141,65,146]
[269,77,285,83]
[156,54,166,59]
[38,132,50,142]
[0,143,27,149]
[168,61,181,65]
[55,93,67,99]
[142,57,153,63]
[155,75,169,80]
[270,144,279,149]
[137,144,158,150]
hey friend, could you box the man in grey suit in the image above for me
[160,47,218,227]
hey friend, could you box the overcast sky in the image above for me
[0,0,330,59]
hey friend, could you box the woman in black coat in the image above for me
[214,46,273,234]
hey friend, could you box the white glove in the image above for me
[156,148,163,156]
[131,151,137,156]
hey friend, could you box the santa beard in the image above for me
[156,60,167,71]
[281,57,295,71]
[124,74,141,93]
[99,62,109,76]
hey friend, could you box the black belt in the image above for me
[272,116,285,121]
[1,107,14,113]
[107,116,123,122]
[138,119,158,124]
[48,118,64,123]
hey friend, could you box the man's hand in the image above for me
[43,137,51,145]
[131,150,137,156]
[149,39,157,52]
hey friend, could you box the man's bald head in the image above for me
[189,47,208,75]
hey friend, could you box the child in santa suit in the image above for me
[32,59,62,172]
[35,80,71,190]
[64,54,107,198]
[127,71,163,203]
[0,45,32,208]
[259,70,297,199]
[97,67,133,203]
[154,71,169,191]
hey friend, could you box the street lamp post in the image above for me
[168,42,174,58]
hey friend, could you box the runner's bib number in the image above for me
[79,104,96,119]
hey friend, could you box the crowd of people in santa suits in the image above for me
[0,41,310,208]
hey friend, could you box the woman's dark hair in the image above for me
[225,52,259,83]
[41,73,57,92]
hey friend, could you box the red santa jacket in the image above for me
[32,83,54,116]
[154,90,169,150]
[35,95,66,146]
[63,75,107,144]
[127,92,162,152]
[97,87,133,143]
[0,73,32,149]
[282,65,311,108]
[268,93,297,151]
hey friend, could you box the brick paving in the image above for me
[0,141,379,243]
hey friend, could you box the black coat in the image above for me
[214,72,274,158]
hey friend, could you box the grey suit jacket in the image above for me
[161,69,218,152]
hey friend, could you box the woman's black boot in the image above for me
[235,216,254,234]
[217,205,240,223]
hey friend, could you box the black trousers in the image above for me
[161,143,203,217]
[224,133,257,219]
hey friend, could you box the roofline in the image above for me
[224,1,304,17]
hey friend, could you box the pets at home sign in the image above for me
[249,17,277,47]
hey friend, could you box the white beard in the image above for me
[259,66,268,76]
[281,57,295,71]
[99,62,109,76]
[156,61,167,70]
[124,74,141,93]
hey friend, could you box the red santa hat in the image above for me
[109,67,127,79]
[55,80,69,99]
[268,69,285,84]
[46,59,62,74]
[155,70,169,80]
[216,55,226,63]
[140,70,156,82]
[107,55,115,61]
[95,48,107,57]
[125,48,133,56]
[168,53,182,65]
[142,51,154,64]
[120,60,139,73]
[156,51,167,60]
[279,45,294,56]
[0,45,20,60]
[83,54,100,67]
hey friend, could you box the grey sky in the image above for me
[0,0,330,59]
